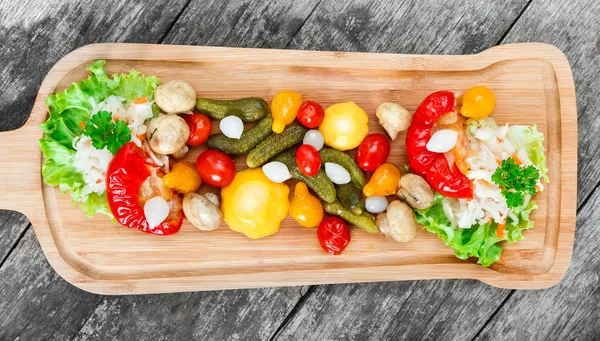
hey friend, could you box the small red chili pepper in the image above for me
[296,144,321,177]
[106,142,183,235]
[317,217,351,255]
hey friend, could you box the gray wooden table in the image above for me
[1,0,598,340]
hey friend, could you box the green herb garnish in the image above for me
[83,110,131,154]
[491,157,540,208]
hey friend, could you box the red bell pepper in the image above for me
[106,142,183,235]
[405,91,473,199]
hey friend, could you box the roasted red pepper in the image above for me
[406,91,473,199]
[106,142,183,235]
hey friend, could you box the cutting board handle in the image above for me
[0,122,42,215]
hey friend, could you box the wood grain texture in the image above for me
[0,42,576,295]
[0,229,104,341]
[163,0,322,48]
[274,280,510,340]
[501,0,600,206]
[472,0,600,339]
[287,0,529,54]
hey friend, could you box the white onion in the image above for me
[220,115,244,139]
[262,161,292,183]
[365,196,388,213]
[303,130,324,150]
[426,129,458,153]
[144,196,170,229]
[324,162,351,184]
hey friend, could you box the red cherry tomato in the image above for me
[317,217,350,255]
[296,144,321,176]
[196,150,236,187]
[356,133,390,172]
[297,101,325,128]
[106,142,183,235]
[405,91,473,199]
[183,112,212,146]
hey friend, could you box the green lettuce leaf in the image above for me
[415,194,537,267]
[39,60,160,218]
[506,125,549,182]
[40,138,85,201]
[40,138,113,218]
[42,60,159,150]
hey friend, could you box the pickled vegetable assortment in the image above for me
[40,60,548,266]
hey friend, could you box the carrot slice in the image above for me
[511,154,522,165]
[132,97,148,104]
[497,223,506,238]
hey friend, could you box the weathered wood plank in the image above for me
[274,0,530,339]
[500,0,600,206]
[0,211,29,263]
[0,229,104,341]
[275,280,510,340]
[70,287,303,341]
[162,0,322,48]
[287,0,528,54]
[472,0,600,339]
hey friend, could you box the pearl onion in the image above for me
[303,130,324,150]
[262,161,292,183]
[324,162,351,185]
[220,115,244,139]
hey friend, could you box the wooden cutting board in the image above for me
[0,43,577,294]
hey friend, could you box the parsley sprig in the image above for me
[82,110,131,154]
[491,157,540,208]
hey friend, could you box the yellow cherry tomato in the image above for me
[221,168,289,239]
[362,163,400,197]
[162,161,202,194]
[319,102,369,151]
[271,90,302,134]
[460,86,495,119]
[289,182,323,228]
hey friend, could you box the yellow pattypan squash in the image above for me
[221,168,290,239]
[319,102,369,151]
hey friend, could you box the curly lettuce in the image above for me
[416,194,537,267]
[507,125,549,182]
[39,60,159,218]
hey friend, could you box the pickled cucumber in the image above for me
[246,123,307,168]
[196,97,267,122]
[207,116,274,155]
[320,148,367,189]
[336,183,364,215]
[273,152,336,203]
[324,200,379,233]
